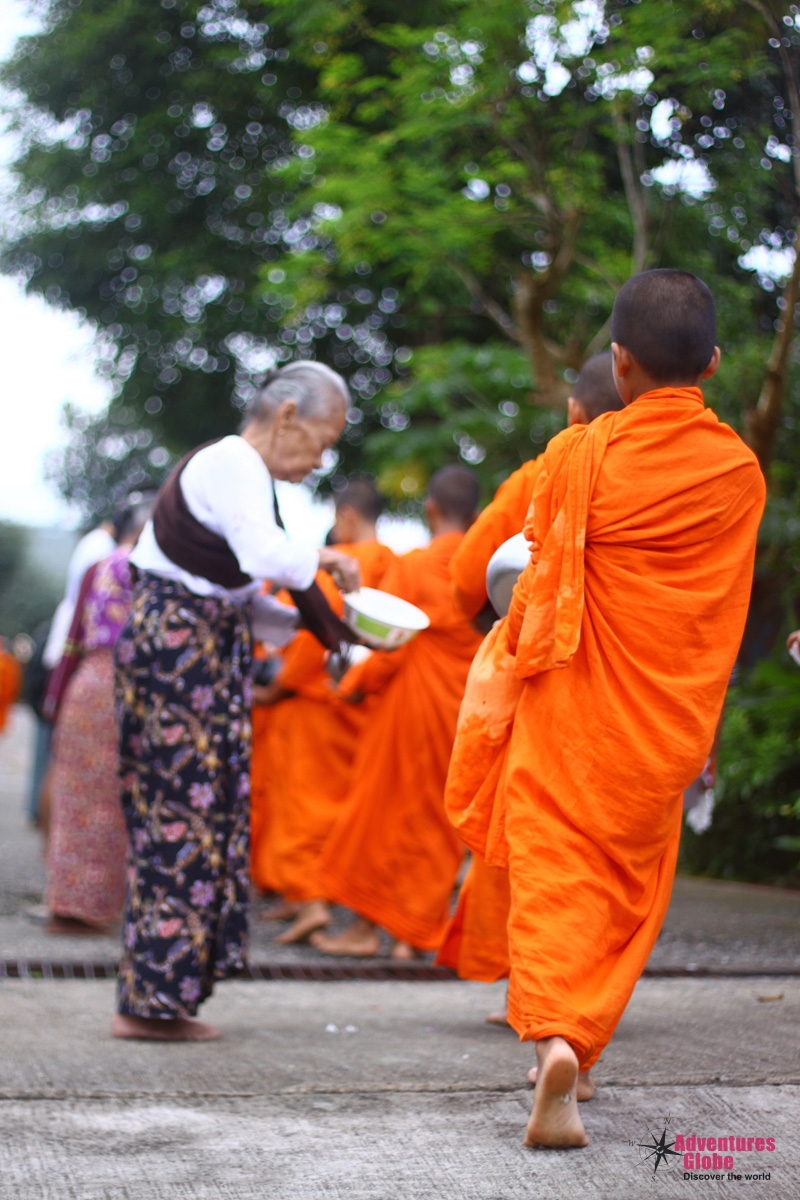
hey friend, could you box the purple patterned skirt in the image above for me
[114,572,252,1019]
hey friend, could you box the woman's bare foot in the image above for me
[524,1037,589,1148]
[528,1064,596,1101]
[47,914,113,936]
[274,900,330,945]
[111,1014,221,1041]
[389,940,422,961]
[310,917,380,957]
[485,1009,510,1027]
[259,898,301,922]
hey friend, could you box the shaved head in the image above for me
[611,269,716,383]
[572,352,624,420]
[428,465,480,528]
[334,478,386,523]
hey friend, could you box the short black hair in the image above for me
[428,464,480,526]
[572,351,624,421]
[334,477,386,523]
[610,269,716,383]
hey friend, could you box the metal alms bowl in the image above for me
[486,532,530,618]
[342,586,430,650]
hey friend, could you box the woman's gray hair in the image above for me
[245,360,350,424]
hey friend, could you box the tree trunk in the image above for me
[743,221,800,475]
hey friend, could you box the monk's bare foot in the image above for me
[389,940,422,960]
[485,1009,510,1027]
[310,917,380,957]
[259,899,301,922]
[274,900,330,945]
[524,1037,589,1148]
[528,1064,596,1101]
[111,1014,221,1041]
[47,914,113,936]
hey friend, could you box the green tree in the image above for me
[1,0,798,513]
[0,523,61,638]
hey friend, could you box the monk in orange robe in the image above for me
[249,661,282,895]
[312,466,483,957]
[441,354,624,999]
[445,270,765,1148]
[253,480,395,944]
[0,641,22,733]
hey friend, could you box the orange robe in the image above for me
[450,458,543,620]
[439,461,543,980]
[0,650,21,733]
[437,855,511,981]
[445,388,765,1068]
[266,541,395,903]
[316,532,483,949]
[250,699,281,892]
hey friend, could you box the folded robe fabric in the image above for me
[316,532,482,950]
[266,541,395,903]
[439,459,543,978]
[445,387,765,1068]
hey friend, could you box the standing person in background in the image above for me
[439,352,624,1031]
[254,478,395,946]
[45,496,156,934]
[445,270,764,1148]
[21,620,53,824]
[34,511,122,831]
[113,361,360,1042]
[42,519,118,673]
[313,466,482,959]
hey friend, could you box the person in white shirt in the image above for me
[43,523,117,670]
[112,360,360,1043]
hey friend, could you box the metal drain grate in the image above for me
[2,960,799,981]
[0,959,459,982]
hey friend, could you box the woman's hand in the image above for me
[318,547,361,593]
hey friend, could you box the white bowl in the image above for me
[486,532,529,617]
[342,587,430,649]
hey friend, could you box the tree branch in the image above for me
[744,219,800,473]
[613,105,649,275]
[451,264,521,343]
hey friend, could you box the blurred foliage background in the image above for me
[4,0,800,880]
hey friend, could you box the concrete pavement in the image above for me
[3,705,800,1196]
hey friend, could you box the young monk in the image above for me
[445,269,765,1148]
[312,466,483,958]
[253,480,395,944]
[440,353,623,1043]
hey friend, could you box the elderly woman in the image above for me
[112,361,360,1041]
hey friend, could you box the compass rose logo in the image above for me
[633,1115,683,1177]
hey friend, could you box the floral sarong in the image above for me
[115,572,252,1019]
